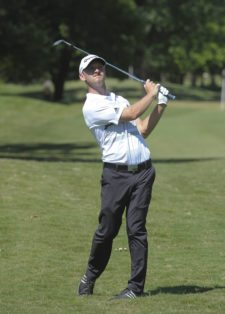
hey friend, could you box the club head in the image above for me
[53,39,65,46]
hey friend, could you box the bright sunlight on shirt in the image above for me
[82,92,151,165]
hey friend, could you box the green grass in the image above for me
[0,80,225,314]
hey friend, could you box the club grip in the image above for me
[140,80,176,100]
[159,85,176,100]
[167,93,176,100]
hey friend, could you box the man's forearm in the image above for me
[120,93,155,121]
[137,103,166,138]
[120,80,159,122]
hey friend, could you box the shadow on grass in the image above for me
[0,143,224,164]
[1,85,143,105]
[0,87,86,105]
[1,83,220,103]
[148,285,225,296]
[153,157,224,164]
[0,142,101,163]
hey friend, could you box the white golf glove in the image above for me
[157,85,169,105]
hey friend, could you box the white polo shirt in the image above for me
[82,92,151,165]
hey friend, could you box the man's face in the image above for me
[80,61,106,85]
[84,61,105,75]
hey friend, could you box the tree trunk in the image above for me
[191,73,197,87]
[210,74,216,88]
[53,47,72,101]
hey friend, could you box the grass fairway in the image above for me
[0,80,225,313]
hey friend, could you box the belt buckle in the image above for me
[128,164,138,172]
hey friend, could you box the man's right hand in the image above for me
[120,79,158,122]
[144,79,159,98]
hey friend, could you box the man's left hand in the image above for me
[157,85,169,105]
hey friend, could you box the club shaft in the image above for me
[105,62,175,100]
[53,39,176,100]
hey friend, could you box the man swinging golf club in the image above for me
[77,54,169,299]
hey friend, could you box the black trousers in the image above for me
[85,164,156,294]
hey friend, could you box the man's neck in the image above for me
[88,83,109,96]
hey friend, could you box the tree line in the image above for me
[0,0,225,100]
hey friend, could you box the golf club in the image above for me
[53,39,176,100]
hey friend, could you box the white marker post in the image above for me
[220,69,225,111]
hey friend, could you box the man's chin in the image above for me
[94,75,103,81]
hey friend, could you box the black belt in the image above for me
[103,159,152,173]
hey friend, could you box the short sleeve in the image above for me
[83,95,128,129]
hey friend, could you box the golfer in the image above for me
[78,54,169,299]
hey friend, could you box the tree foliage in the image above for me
[0,0,225,100]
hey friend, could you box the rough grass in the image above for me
[0,80,225,313]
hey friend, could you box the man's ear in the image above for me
[79,72,86,81]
